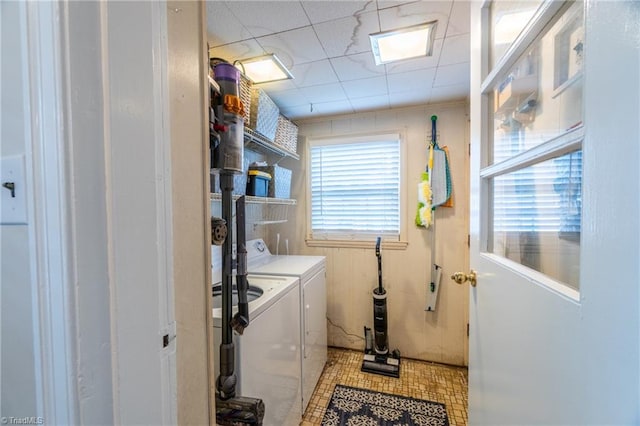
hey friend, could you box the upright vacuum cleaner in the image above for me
[362,237,401,378]
[210,61,265,425]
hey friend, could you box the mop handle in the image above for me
[429,115,438,171]
[431,115,437,145]
[430,116,438,289]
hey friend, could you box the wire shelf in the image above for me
[210,193,295,226]
[244,128,300,160]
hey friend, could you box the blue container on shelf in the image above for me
[246,170,272,197]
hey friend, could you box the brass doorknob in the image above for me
[451,270,477,287]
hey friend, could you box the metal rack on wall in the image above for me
[244,128,299,161]
[210,193,296,226]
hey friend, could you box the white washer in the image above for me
[246,239,327,415]
[212,249,301,426]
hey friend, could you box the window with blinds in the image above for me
[493,150,582,235]
[490,147,582,289]
[309,134,401,241]
[484,0,584,290]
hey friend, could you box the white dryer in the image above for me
[246,239,327,415]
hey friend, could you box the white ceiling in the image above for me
[206,1,470,120]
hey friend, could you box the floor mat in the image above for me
[322,384,449,426]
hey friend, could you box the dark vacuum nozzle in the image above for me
[230,313,249,335]
[216,395,265,425]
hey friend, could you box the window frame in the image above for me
[305,131,408,249]
[479,0,584,298]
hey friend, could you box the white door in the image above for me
[468,1,639,425]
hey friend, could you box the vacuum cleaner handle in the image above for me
[231,196,250,335]
[375,236,382,292]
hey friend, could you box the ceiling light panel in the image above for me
[370,21,437,65]
[236,54,293,84]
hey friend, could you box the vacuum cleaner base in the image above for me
[216,395,265,425]
[361,353,400,378]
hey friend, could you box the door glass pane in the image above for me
[490,1,543,68]
[491,1,584,163]
[491,150,582,289]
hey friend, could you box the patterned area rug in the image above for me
[322,384,449,426]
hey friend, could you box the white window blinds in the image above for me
[493,150,582,234]
[310,134,401,240]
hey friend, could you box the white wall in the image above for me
[2,1,213,423]
[1,1,38,418]
[271,103,470,365]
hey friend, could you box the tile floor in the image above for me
[301,347,468,425]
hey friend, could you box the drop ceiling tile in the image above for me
[255,78,297,92]
[300,82,347,104]
[350,94,391,112]
[206,2,252,46]
[378,1,453,40]
[446,0,470,37]
[376,1,421,10]
[434,62,469,87]
[301,1,376,24]
[205,0,473,119]
[439,33,470,66]
[388,86,432,107]
[342,76,388,99]
[330,52,385,82]
[429,83,469,103]
[387,67,436,94]
[266,88,309,108]
[309,100,354,117]
[224,1,310,38]
[314,11,380,58]
[209,39,264,63]
[290,60,339,88]
[279,104,315,120]
[384,38,442,75]
[257,27,326,67]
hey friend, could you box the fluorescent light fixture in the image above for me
[494,10,536,45]
[235,53,293,84]
[369,21,437,65]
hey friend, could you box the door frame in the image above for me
[22,1,79,423]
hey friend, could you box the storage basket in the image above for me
[274,114,299,154]
[232,155,253,196]
[239,74,252,123]
[250,88,280,141]
[249,165,292,199]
